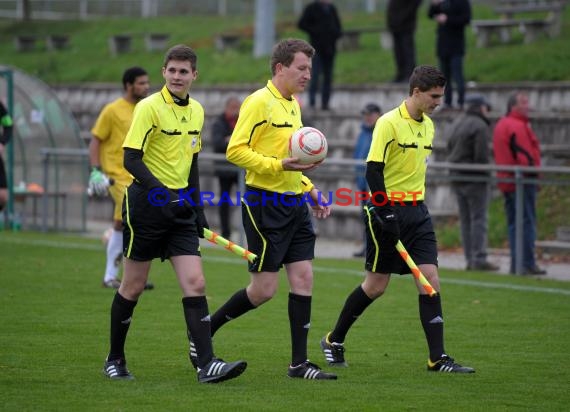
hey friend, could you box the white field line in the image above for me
[3,237,570,296]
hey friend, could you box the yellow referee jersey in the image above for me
[123,86,203,189]
[226,80,313,194]
[91,97,135,182]
[366,101,435,201]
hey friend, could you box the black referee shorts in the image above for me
[363,200,438,275]
[123,183,200,261]
[241,187,316,272]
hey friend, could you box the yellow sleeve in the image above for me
[226,96,283,175]
[366,117,394,164]
[123,100,155,151]
[91,104,112,142]
[301,175,314,193]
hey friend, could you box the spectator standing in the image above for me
[298,0,343,111]
[428,0,471,109]
[102,45,247,383]
[89,67,153,290]
[493,91,546,275]
[386,0,423,83]
[353,103,382,257]
[446,94,498,271]
[188,38,337,380]
[319,65,475,374]
[0,100,13,212]
[212,96,241,239]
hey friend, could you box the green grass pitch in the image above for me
[1,231,569,411]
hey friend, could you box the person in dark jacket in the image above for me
[212,96,241,239]
[493,91,546,275]
[353,103,382,257]
[446,94,498,271]
[428,0,471,109]
[387,0,423,83]
[298,0,343,111]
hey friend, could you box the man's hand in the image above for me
[88,167,111,197]
[372,208,400,248]
[282,157,322,172]
[193,206,209,238]
[164,189,193,219]
[309,187,331,219]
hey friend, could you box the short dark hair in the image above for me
[408,65,446,96]
[270,38,314,75]
[506,90,525,114]
[122,66,147,90]
[163,44,198,71]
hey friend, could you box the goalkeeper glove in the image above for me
[88,167,111,197]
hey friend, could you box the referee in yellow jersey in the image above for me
[102,45,247,383]
[320,65,475,374]
[188,39,336,380]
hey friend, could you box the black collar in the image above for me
[168,89,189,106]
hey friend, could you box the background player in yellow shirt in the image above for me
[102,45,246,383]
[320,65,475,374]
[89,67,151,289]
[187,38,337,380]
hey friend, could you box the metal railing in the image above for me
[429,162,570,275]
[198,152,570,274]
[25,148,569,273]
[0,0,383,20]
[39,147,89,232]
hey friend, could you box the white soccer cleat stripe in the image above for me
[206,361,226,376]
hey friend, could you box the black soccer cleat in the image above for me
[287,360,337,380]
[320,332,348,367]
[197,358,247,383]
[103,357,135,380]
[427,354,475,373]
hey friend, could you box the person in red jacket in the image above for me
[492,91,546,275]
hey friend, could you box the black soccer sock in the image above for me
[210,288,256,336]
[182,296,214,369]
[419,293,445,362]
[288,293,312,367]
[329,285,374,343]
[108,292,137,361]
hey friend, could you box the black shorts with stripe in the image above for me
[241,187,316,272]
[122,182,200,261]
[363,200,437,274]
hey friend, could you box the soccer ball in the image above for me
[288,127,328,165]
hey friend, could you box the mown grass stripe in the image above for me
[2,236,569,296]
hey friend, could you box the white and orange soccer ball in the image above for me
[288,126,328,165]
